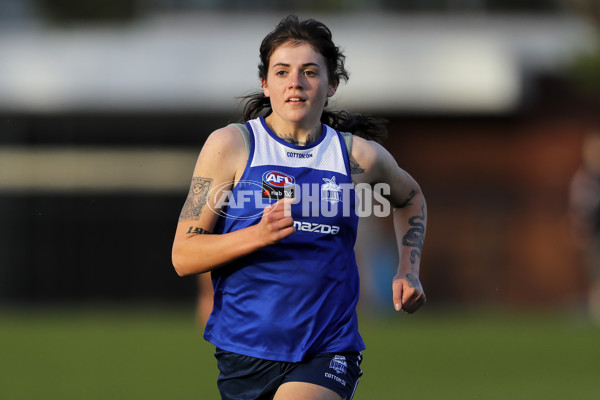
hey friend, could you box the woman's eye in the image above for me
[304,70,317,77]
[275,70,287,76]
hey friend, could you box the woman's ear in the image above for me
[261,78,270,97]
[327,81,338,98]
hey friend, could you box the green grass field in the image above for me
[1,305,599,400]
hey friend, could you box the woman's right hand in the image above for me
[256,198,296,245]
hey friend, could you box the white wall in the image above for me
[0,12,595,114]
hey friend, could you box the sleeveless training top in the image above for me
[204,116,365,362]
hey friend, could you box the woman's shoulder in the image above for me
[207,124,246,145]
[348,135,396,184]
[349,134,382,163]
[194,124,249,174]
[202,124,247,155]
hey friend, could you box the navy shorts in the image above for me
[214,348,363,400]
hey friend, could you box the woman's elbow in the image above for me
[172,248,212,277]
[171,247,194,277]
[172,257,188,277]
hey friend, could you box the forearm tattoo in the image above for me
[185,226,212,235]
[401,203,426,265]
[179,177,212,221]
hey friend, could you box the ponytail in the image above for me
[240,91,270,122]
[321,109,387,143]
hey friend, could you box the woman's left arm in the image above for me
[351,137,427,314]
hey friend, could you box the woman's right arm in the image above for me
[171,126,295,277]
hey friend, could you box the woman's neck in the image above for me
[265,115,322,146]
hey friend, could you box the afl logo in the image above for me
[263,171,295,187]
[262,171,296,199]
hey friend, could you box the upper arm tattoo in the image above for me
[397,189,416,208]
[350,160,365,175]
[179,177,213,221]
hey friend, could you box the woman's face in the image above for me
[262,41,337,129]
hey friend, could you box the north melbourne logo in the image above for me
[321,176,342,204]
[329,355,347,375]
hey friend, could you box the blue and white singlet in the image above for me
[204,116,365,362]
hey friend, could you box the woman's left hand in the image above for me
[392,273,426,314]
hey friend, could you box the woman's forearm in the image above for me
[393,191,427,278]
[172,224,266,276]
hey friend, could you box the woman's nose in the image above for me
[288,72,303,89]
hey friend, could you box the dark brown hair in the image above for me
[241,15,387,142]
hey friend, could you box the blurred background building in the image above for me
[1,0,599,312]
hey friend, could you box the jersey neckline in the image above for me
[259,116,328,150]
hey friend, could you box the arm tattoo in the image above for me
[179,177,212,221]
[405,273,420,288]
[185,226,212,235]
[401,203,426,264]
[398,189,416,208]
[350,160,365,175]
